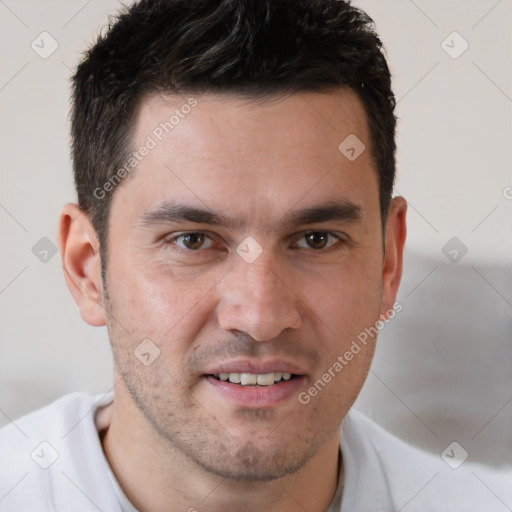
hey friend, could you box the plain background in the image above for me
[0,0,511,471]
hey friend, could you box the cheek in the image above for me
[299,265,381,415]
[108,260,222,348]
[301,254,382,342]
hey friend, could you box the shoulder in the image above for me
[0,392,118,512]
[340,408,512,511]
[0,392,102,461]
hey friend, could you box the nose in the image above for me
[217,257,302,342]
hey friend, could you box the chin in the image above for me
[193,441,312,482]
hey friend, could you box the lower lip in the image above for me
[205,375,306,408]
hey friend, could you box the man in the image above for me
[0,1,509,511]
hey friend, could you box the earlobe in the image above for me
[381,196,407,316]
[58,203,106,327]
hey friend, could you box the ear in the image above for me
[380,196,407,317]
[58,203,106,326]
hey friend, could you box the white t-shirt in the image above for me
[0,392,510,511]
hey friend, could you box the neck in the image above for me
[102,389,341,512]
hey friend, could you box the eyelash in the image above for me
[163,231,345,253]
[169,232,216,251]
[294,232,341,250]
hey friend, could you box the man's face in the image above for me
[100,90,397,480]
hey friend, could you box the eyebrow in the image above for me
[140,203,234,227]
[283,201,363,227]
[140,200,363,230]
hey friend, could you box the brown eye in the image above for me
[172,233,213,250]
[182,233,204,249]
[305,232,328,249]
[296,232,339,250]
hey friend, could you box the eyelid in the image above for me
[161,229,348,251]
[162,231,217,249]
[181,233,213,249]
[293,231,341,249]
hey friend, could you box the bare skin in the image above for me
[59,89,406,512]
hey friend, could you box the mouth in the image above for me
[209,372,297,387]
[204,364,306,408]
[202,359,308,408]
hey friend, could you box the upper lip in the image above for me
[204,359,307,376]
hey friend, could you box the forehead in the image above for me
[134,89,370,162]
[118,89,378,225]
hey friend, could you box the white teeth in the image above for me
[228,372,241,384]
[216,372,294,386]
[257,373,275,386]
[241,373,257,385]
